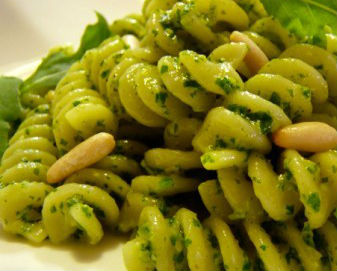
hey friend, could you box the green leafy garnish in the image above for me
[0,76,24,157]
[306,192,321,212]
[21,12,111,95]
[0,120,10,158]
[0,77,23,121]
[260,0,337,47]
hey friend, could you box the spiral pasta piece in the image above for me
[0,181,53,242]
[236,53,335,130]
[143,0,249,54]
[259,58,328,104]
[118,190,167,233]
[250,17,297,50]
[247,152,301,222]
[91,139,155,233]
[193,120,337,269]
[142,148,202,174]
[192,106,272,154]
[65,168,130,199]
[69,14,250,129]
[0,104,57,184]
[198,150,337,266]
[245,74,312,121]
[117,146,201,232]
[110,14,146,38]
[125,204,332,271]
[164,118,202,150]
[52,61,118,153]
[92,139,147,182]
[94,154,143,180]
[116,48,243,127]
[117,171,199,233]
[281,43,337,100]
[42,183,119,244]
[203,148,337,228]
[127,168,337,271]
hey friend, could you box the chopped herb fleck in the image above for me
[285,247,300,264]
[242,259,251,271]
[314,64,323,70]
[307,164,318,174]
[321,177,329,183]
[250,112,273,134]
[192,218,201,227]
[81,206,92,218]
[33,168,40,176]
[286,205,294,215]
[251,176,261,184]
[160,13,172,29]
[141,241,153,253]
[214,136,227,149]
[270,92,281,106]
[302,88,311,99]
[96,120,105,128]
[184,79,201,89]
[93,206,106,218]
[215,77,238,94]
[168,217,175,226]
[60,138,68,146]
[160,65,169,74]
[228,104,250,116]
[201,154,215,164]
[282,102,291,117]
[159,176,174,189]
[139,225,150,235]
[173,251,184,263]
[155,92,168,106]
[228,104,273,134]
[332,165,337,173]
[101,70,109,79]
[50,205,57,213]
[260,244,267,251]
[208,232,218,248]
[67,197,80,208]
[170,235,177,246]
[302,222,315,247]
[73,100,81,107]
[306,192,320,212]
[184,238,192,247]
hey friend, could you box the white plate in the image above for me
[0,0,144,269]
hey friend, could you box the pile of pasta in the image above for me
[1,0,337,270]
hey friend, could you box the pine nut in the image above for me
[230,31,269,75]
[47,132,115,183]
[273,122,337,152]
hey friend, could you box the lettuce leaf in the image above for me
[260,0,337,47]
[0,76,23,158]
[21,12,111,94]
[0,76,23,121]
[0,120,10,158]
